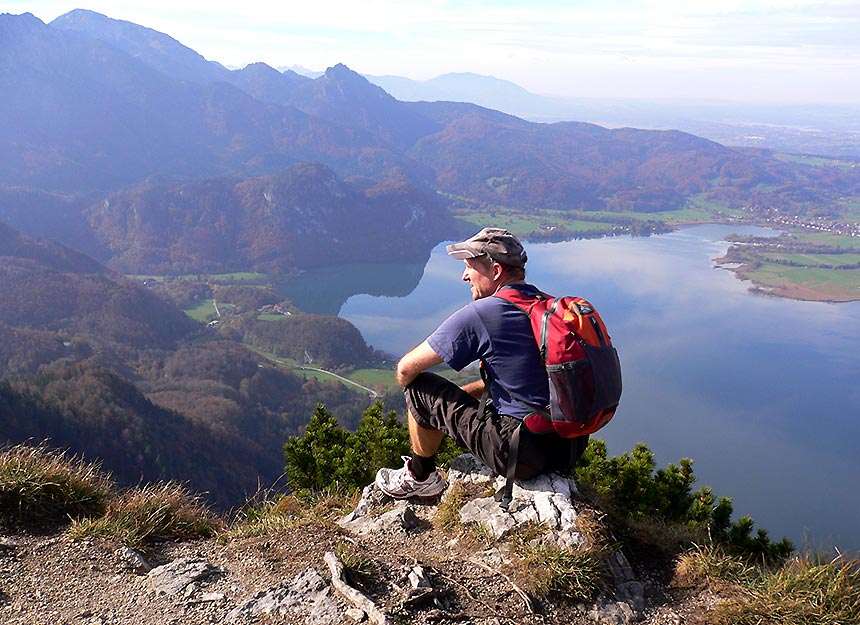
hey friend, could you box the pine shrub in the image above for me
[576,439,793,559]
[283,402,410,492]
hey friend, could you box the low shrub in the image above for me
[283,401,467,494]
[577,439,793,560]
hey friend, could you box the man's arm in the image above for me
[460,379,485,399]
[395,340,444,387]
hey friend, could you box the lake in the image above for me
[289,225,860,553]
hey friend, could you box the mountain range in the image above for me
[3,9,858,276]
[364,72,860,159]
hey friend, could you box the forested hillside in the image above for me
[83,163,452,273]
[0,225,387,507]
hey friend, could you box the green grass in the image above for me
[649,207,724,224]
[453,200,739,238]
[209,272,267,283]
[685,194,736,212]
[128,275,167,283]
[773,153,858,170]
[788,231,860,250]
[454,207,624,238]
[347,368,397,389]
[183,299,218,322]
[257,313,288,321]
[742,262,860,300]
[486,177,511,193]
[764,253,860,266]
[247,347,382,396]
[454,208,551,233]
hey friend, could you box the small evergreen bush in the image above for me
[283,403,411,492]
[577,439,793,559]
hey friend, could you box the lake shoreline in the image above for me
[660,220,860,304]
[714,257,860,303]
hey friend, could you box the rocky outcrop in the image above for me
[340,454,645,624]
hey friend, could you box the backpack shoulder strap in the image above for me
[494,285,547,312]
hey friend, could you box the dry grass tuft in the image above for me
[507,522,607,602]
[69,481,220,551]
[515,541,606,601]
[334,540,377,588]
[675,543,758,588]
[433,481,468,531]
[675,544,860,625]
[0,442,113,524]
[227,486,357,539]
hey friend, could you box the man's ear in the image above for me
[492,261,504,281]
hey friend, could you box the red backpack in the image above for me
[494,287,622,438]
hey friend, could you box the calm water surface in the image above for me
[318,225,860,552]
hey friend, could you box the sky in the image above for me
[4,1,860,104]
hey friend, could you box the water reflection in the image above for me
[275,258,429,315]
[336,225,860,553]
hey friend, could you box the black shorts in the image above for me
[404,372,588,480]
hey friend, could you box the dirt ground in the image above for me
[0,502,717,625]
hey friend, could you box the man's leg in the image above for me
[374,373,464,499]
[406,408,444,481]
[408,409,444,456]
[375,410,446,498]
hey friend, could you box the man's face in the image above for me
[461,257,498,300]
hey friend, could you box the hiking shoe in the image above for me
[375,456,446,499]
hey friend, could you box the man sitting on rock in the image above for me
[375,227,588,499]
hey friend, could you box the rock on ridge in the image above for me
[225,568,342,624]
[447,454,585,549]
[338,453,645,624]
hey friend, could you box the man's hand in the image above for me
[395,341,444,387]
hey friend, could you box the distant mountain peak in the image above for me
[52,9,179,47]
[280,64,323,78]
[0,11,47,42]
[315,63,394,105]
[50,8,228,84]
[326,62,353,75]
[55,8,111,24]
[0,11,42,25]
[239,61,281,77]
[323,64,382,89]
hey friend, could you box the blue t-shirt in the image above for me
[427,284,549,420]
